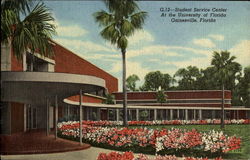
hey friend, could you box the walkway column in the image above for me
[199,109,202,120]
[129,109,132,121]
[46,98,50,136]
[79,90,83,146]
[86,107,89,120]
[24,104,27,132]
[177,109,180,119]
[165,109,168,120]
[154,109,157,121]
[170,109,173,120]
[185,109,188,120]
[212,110,215,119]
[107,109,109,121]
[55,95,58,140]
[67,105,70,121]
[136,109,139,121]
[89,108,92,120]
[116,109,119,121]
[97,108,100,120]
[193,110,196,120]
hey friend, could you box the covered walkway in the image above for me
[64,100,250,121]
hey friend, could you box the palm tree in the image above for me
[211,51,241,129]
[1,0,56,60]
[93,0,147,126]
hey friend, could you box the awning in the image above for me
[1,71,106,105]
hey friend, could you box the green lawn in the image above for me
[129,124,250,159]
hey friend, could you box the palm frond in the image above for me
[130,11,147,29]
[93,10,114,26]
[211,50,242,84]
[104,0,139,15]
[100,23,119,44]
[117,36,128,51]
[95,0,147,52]
[24,3,55,25]
[1,0,33,15]
[120,19,135,36]
[11,3,56,59]
[1,9,19,43]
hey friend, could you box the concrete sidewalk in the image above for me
[1,147,107,160]
[1,146,156,160]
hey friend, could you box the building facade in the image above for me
[113,91,247,121]
[1,41,118,134]
[65,90,250,122]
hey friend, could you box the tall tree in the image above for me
[142,71,171,91]
[143,71,163,91]
[174,66,201,90]
[162,73,172,90]
[211,51,241,128]
[94,0,147,126]
[196,67,220,90]
[238,66,250,107]
[126,74,140,91]
[1,0,56,60]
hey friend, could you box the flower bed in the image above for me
[96,151,223,160]
[75,119,250,127]
[58,121,241,158]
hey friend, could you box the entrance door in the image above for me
[26,105,37,130]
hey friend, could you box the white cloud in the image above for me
[84,54,120,61]
[128,30,154,46]
[110,61,150,80]
[229,40,250,67]
[170,57,211,69]
[57,25,87,37]
[52,19,87,37]
[127,61,150,80]
[167,46,211,55]
[54,38,112,53]
[110,62,121,73]
[148,58,161,62]
[127,45,181,58]
[208,34,225,41]
[53,38,122,65]
[193,38,216,48]
[126,45,211,59]
[110,60,151,91]
[81,41,112,52]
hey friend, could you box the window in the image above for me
[26,53,53,72]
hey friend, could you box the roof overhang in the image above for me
[1,71,106,105]
[64,99,250,110]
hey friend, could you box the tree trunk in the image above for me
[122,50,128,126]
[221,84,225,129]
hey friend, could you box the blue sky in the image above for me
[44,1,250,91]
